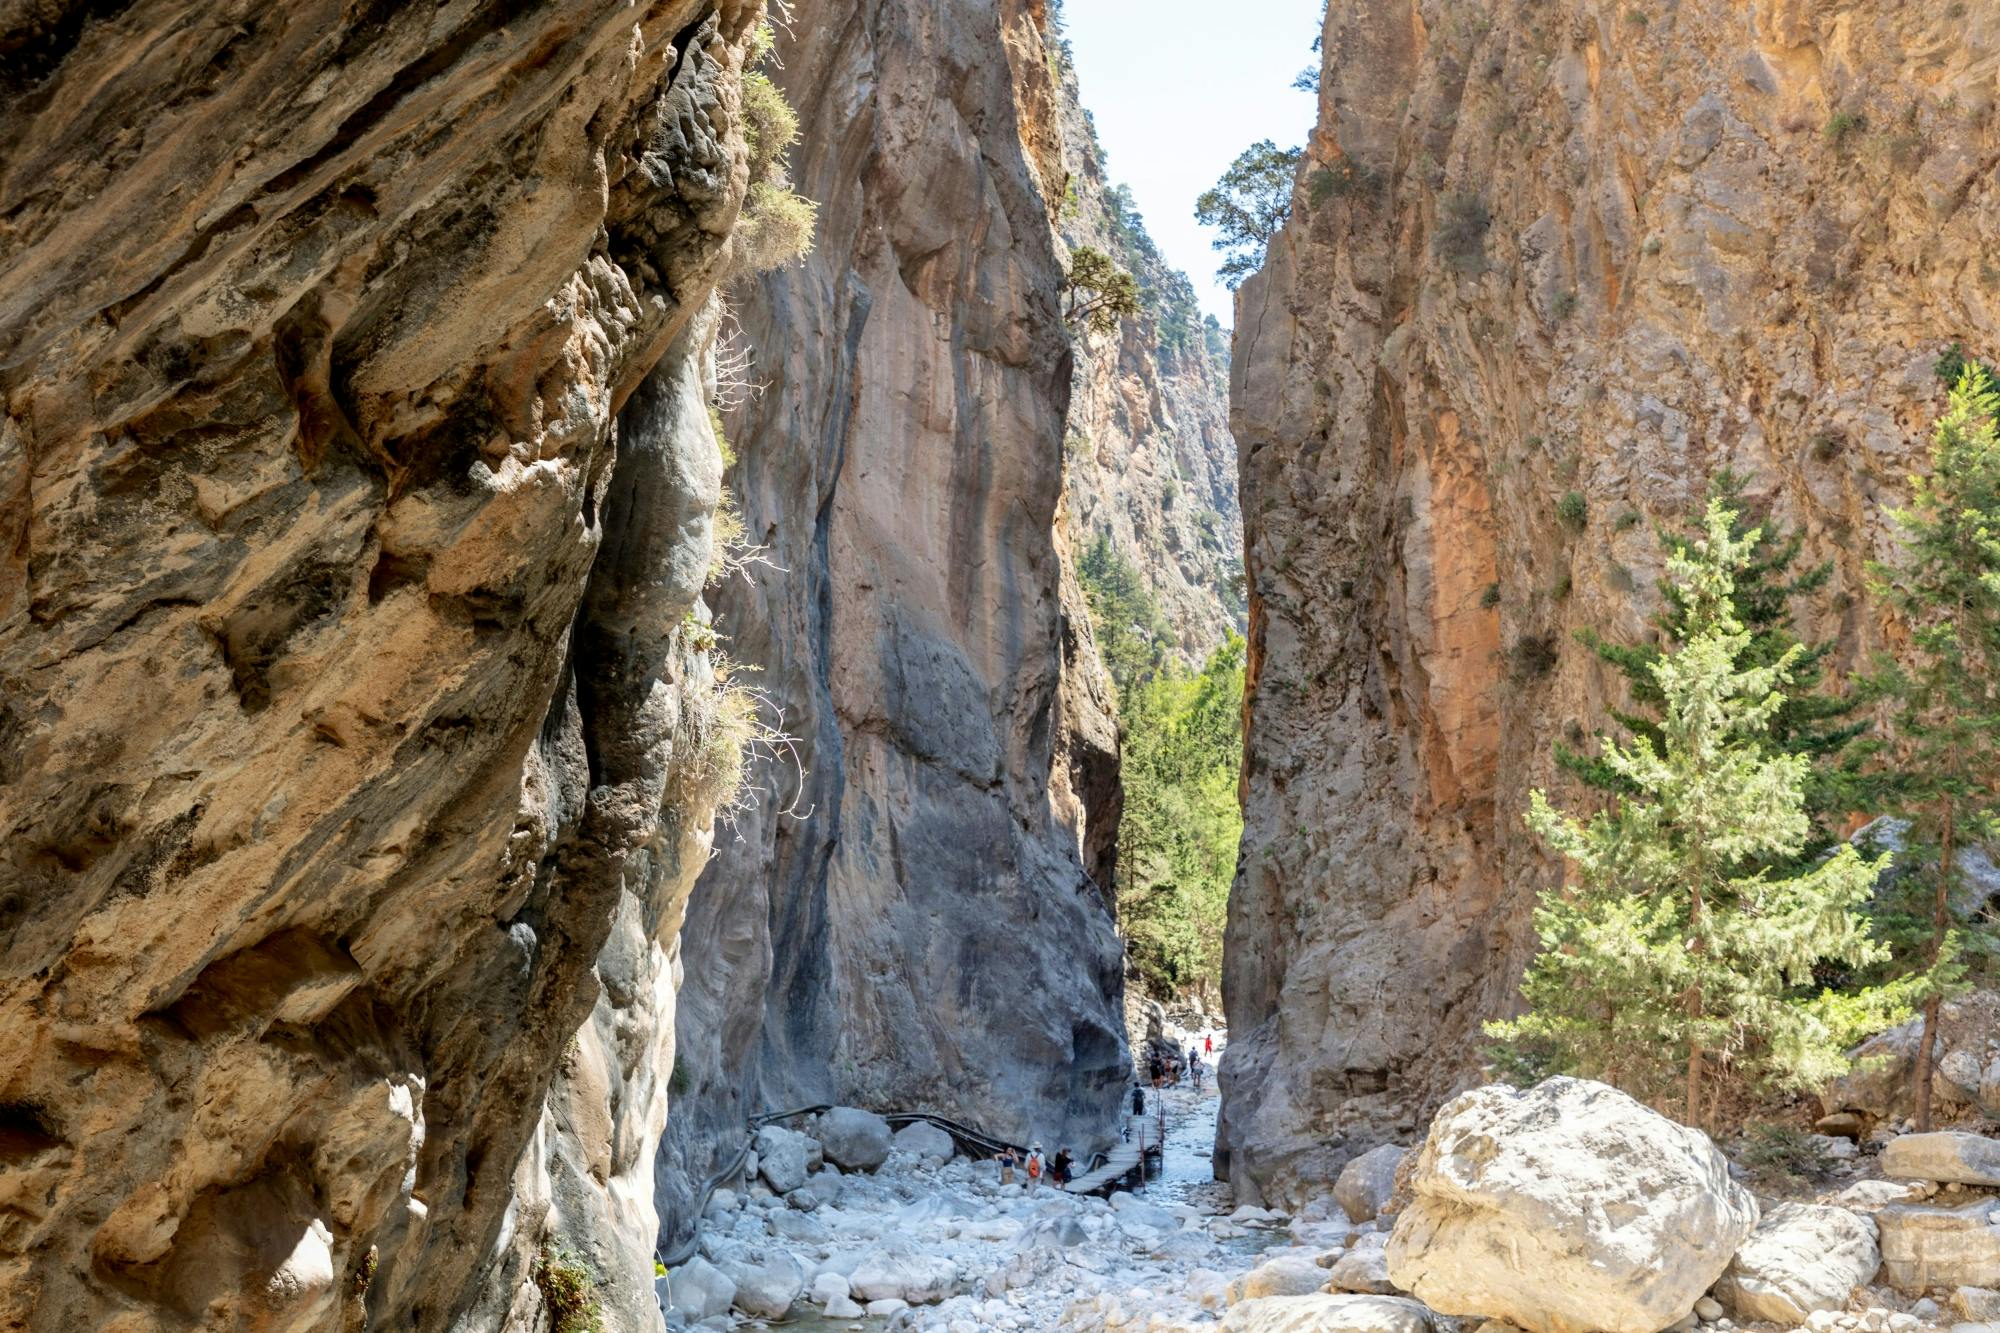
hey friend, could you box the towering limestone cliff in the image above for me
[1053,47,1245,666]
[1221,0,2000,1206]
[0,2,765,1327]
[658,0,1132,1246]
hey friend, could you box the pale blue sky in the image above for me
[1060,0,1324,326]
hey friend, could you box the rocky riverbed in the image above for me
[660,1073,2000,1333]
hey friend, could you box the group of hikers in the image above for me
[990,1032,1219,1193]
[993,1142,1074,1189]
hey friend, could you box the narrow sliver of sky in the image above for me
[1059,0,1324,327]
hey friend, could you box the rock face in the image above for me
[1220,0,2000,1204]
[1053,48,1244,666]
[658,0,1131,1252]
[1384,1079,1758,1333]
[1715,1203,1881,1323]
[1825,991,2000,1124]
[0,2,766,1329]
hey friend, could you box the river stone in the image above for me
[663,1256,736,1322]
[1878,1200,2000,1292]
[1337,1146,1408,1223]
[1327,1234,1396,1295]
[754,1125,814,1195]
[717,1250,805,1319]
[818,1107,894,1172]
[1385,1078,1758,1333]
[1220,1293,1434,1332]
[1715,1202,1880,1323]
[1883,1132,2000,1187]
[1228,1252,1332,1303]
[894,1121,958,1166]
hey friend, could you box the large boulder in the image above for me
[1337,1145,1409,1224]
[1384,1078,1758,1333]
[1883,1132,2000,1187]
[716,1250,805,1319]
[1714,1202,1880,1323]
[1877,1199,2000,1293]
[817,1107,894,1172]
[660,1255,735,1322]
[754,1124,815,1195]
[1221,1294,1434,1333]
[848,1252,961,1305]
[1326,1234,1396,1295]
[892,1120,957,1166]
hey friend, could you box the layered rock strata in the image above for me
[659,0,1130,1254]
[0,2,764,1327]
[1221,0,2000,1205]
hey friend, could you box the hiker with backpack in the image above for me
[1024,1144,1046,1190]
[1051,1147,1075,1188]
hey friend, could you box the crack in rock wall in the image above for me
[0,2,765,1328]
[1220,0,2000,1209]
[658,0,1133,1249]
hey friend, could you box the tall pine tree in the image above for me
[1560,471,1869,864]
[1492,503,1899,1128]
[1868,363,2000,1131]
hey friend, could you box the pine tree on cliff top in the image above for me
[1558,471,1871,867]
[1490,503,1904,1129]
[1866,363,2000,1131]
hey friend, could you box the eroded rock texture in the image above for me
[1220,0,2000,1206]
[658,0,1130,1251]
[0,2,762,1327]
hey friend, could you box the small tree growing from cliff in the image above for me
[1062,247,1143,335]
[1195,141,1302,287]
[1490,503,1902,1129]
[1866,362,2000,1131]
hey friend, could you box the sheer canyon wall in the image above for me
[657,0,1133,1250]
[1221,0,2000,1207]
[0,2,766,1328]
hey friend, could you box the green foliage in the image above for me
[1434,193,1492,275]
[1865,362,2000,1126]
[1934,341,1998,389]
[734,182,817,273]
[1063,246,1143,335]
[1195,140,1303,288]
[1308,160,1383,206]
[1559,470,1870,867]
[1079,534,1172,690]
[1481,582,1502,610]
[1557,490,1588,530]
[1490,503,1906,1127]
[1737,1121,1834,1187]
[1825,109,1867,148]
[741,71,798,183]
[1116,634,1246,1000]
[1552,289,1578,321]
[708,405,736,470]
[1508,632,1560,682]
[535,1245,604,1333]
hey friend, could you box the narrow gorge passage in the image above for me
[5,1,2000,1332]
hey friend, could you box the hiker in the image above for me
[1051,1147,1075,1187]
[1130,1083,1145,1116]
[1024,1143,1046,1190]
[1190,1053,1204,1092]
[1204,1033,1213,1055]
[995,1146,1018,1186]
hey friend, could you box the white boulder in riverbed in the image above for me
[715,1249,804,1318]
[893,1120,957,1166]
[1713,1202,1880,1323]
[1883,1131,2000,1187]
[1221,1293,1434,1332]
[1326,1232,1395,1295]
[659,1255,735,1321]
[816,1106,894,1171]
[1384,1077,1758,1333]
[1225,1252,1329,1303]
[848,1250,960,1304]
[753,1123,814,1194]
[1336,1145,1407,1224]
[1877,1198,2000,1292]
